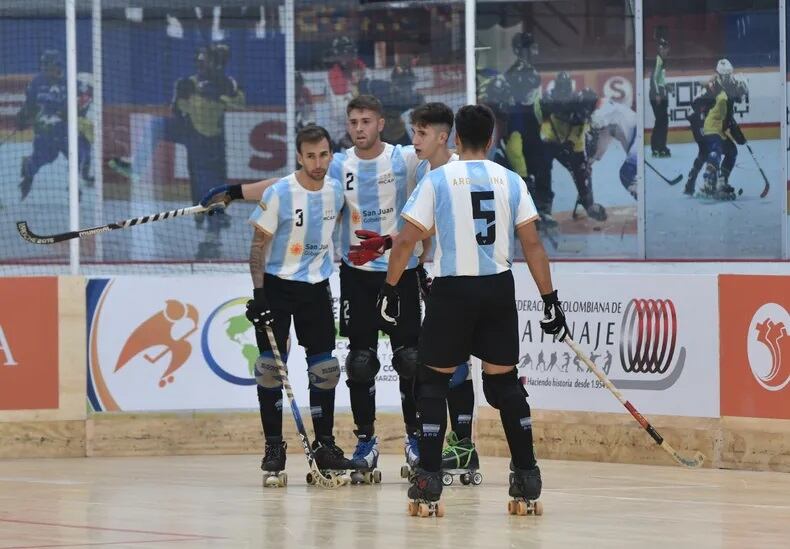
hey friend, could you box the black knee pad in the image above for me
[482,369,527,410]
[392,346,419,378]
[415,365,452,400]
[345,349,380,383]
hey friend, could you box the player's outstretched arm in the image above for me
[200,177,279,209]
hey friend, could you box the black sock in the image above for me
[484,372,536,469]
[447,379,475,440]
[257,386,283,439]
[399,376,418,434]
[347,379,376,436]
[309,388,336,440]
[415,368,452,472]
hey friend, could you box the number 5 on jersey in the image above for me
[471,191,496,245]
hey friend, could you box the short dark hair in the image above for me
[296,124,332,153]
[347,94,384,117]
[455,104,495,151]
[410,102,454,131]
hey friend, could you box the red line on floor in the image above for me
[3,538,206,549]
[0,517,223,540]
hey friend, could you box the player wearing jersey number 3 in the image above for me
[379,105,570,517]
[247,125,353,487]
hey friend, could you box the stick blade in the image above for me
[760,182,769,199]
[16,221,54,244]
[672,449,706,468]
[669,175,683,185]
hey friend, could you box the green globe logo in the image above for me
[201,297,258,385]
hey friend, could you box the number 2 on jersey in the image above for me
[471,191,496,245]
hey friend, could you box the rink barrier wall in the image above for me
[1,274,789,473]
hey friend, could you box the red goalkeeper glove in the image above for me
[347,230,393,266]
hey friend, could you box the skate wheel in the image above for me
[516,501,529,516]
[408,501,419,516]
[472,472,483,485]
[435,501,445,517]
[264,475,281,488]
[533,500,544,516]
[350,472,363,484]
[418,503,431,518]
[372,469,382,484]
[279,472,288,487]
[441,472,453,486]
[507,500,517,515]
[460,473,471,486]
[363,472,373,484]
[400,465,410,479]
[306,472,314,485]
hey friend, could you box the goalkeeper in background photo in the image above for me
[172,43,245,259]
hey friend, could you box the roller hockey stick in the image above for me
[645,160,682,185]
[264,326,345,489]
[564,337,705,468]
[744,143,770,198]
[17,204,220,245]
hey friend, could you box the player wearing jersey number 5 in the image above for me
[247,125,353,486]
[379,105,569,515]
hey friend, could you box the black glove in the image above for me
[376,283,400,330]
[246,289,275,332]
[539,290,569,341]
[416,264,432,300]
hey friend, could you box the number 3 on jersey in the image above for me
[471,191,496,245]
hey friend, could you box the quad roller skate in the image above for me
[399,432,420,481]
[407,468,445,518]
[261,437,288,488]
[507,463,543,516]
[306,437,352,486]
[440,432,482,486]
[348,430,382,485]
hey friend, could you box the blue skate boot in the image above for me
[349,429,381,485]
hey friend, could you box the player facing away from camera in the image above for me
[246,125,353,487]
[407,103,481,484]
[378,105,570,516]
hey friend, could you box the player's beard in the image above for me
[354,133,378,151]
[307,169,327,183]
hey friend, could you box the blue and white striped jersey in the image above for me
[329,143,421,272]
[248,173,344,283]
[401,159,538,278]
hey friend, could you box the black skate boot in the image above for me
[508,463,543,516]
[684,176,696,196]
[309,436,352,485]
[585,202,607,221]
[715,177,737,201]
[440,432,482,486]
[407,468,444,517]
[261,437,287,488]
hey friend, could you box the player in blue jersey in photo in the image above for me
[16,50,92,200]
[246,125,353,487]
[378,105,570,516]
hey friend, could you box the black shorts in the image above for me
[339,261,421,350]
[419,270,519,367]
[255,274,335,358]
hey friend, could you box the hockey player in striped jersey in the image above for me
[246,125,353,486]
[378,104,569,515]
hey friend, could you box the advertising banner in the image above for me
[0,277,59,410]
[497,268,720,418]
[720,275,790,419]
[87,275,400,412]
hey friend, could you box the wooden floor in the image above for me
[1,453,790,549]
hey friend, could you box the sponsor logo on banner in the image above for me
[747,303,790,392]
[87,276,401,412]
[611,298,686,390]
[511,269,718,417]
[0,277,59,410]
[721,275,790,419]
